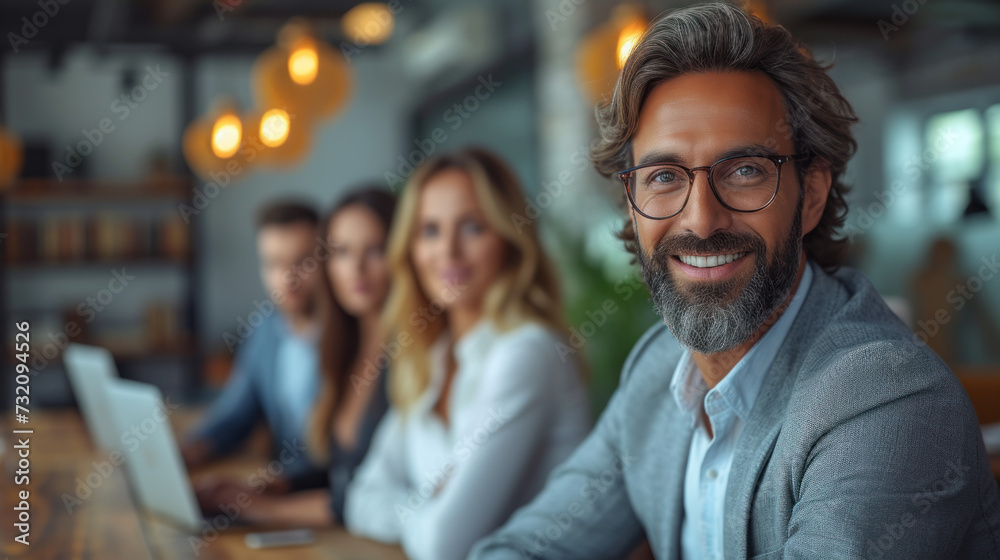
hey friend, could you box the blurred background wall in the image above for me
[2,0,999,416]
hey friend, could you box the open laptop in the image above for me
[108,379,313,548]
[63,343,121,451]
[106,378,206,531]
[65,345,255,534]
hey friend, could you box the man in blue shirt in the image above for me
[472,3,1000,559]
[182,201,323,479]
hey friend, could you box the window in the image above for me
[924,108,984,223]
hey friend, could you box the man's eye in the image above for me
[420,224,438,238]
[646,169,679,185]
[642,167,686,190]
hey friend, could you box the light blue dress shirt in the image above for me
[673,262,814,560]
[275,319,321,438]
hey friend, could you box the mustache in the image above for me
[652,230,766,260]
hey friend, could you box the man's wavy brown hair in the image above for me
[591,2,859,272]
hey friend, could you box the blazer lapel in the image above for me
[266,318,290,440]
[655,402,694,560]
[723,267,843,558]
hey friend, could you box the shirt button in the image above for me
[707,469,718,479]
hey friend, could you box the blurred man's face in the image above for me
[258,222,320,318]
[630,71,826,354]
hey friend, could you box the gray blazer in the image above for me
[471,264,1000,559]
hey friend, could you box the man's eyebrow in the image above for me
[635,150,684,167]
[716,144,780,159]
[632,143,780,168]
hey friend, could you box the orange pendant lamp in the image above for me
[182,100,256,181]
[576,5,648,106]
[243,106,313,166]
[252,18,353,122]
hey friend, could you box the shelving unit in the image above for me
[1,176,202,406]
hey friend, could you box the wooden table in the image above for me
[0,408,407,560]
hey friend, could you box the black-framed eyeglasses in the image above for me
[617,153,810,220]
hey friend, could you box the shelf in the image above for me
[4,177,192,203]
[5,257,191,271]
[6,337,196,366]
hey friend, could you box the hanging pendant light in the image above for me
[252,18,353,121]
[244,106,313,166]
[576,5,648,106]
[342,3,395,46]
[183,100,255,181]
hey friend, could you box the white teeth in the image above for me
[678,252,746,268]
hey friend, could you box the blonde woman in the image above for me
[345,147,590,560]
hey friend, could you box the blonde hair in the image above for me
[382,147,566,411]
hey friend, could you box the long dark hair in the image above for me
[306,186,396,461]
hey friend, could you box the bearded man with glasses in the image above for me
[471,3,1000,559]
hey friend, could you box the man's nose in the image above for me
[673,172,734,239]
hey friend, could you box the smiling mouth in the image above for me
[674,252,748,268]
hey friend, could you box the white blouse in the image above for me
[345,319,591,560]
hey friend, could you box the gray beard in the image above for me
[636,205,802,354]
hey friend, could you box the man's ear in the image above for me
[801,159,832,236]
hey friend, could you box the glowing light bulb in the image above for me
[211,114,242,159]
[342,3,394,45]
[288,43,319,85]
[616,22,645,69]
[259,109,291,148]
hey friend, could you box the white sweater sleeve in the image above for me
[399,333,567,560]
[343,409,411,542]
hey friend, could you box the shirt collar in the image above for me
[670,352,706,428]
[275,313,321,343]
[422,318,496,410]
[669,260,815,422]
[454,318,496,365]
